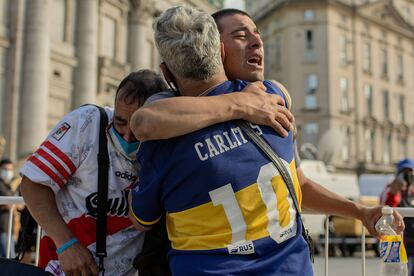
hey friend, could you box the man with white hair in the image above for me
[130,8,392,238]
[130,6,313,275]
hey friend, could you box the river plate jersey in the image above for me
[20,105,143,276]
[131,80,313,275]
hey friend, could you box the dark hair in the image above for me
[211,8,252,33]
[0,158,12,167]
[115,69,169,105]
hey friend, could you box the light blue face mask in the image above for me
[111,127,140,155]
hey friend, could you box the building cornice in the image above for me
[129,0,157,24]
[380,120,394,131]
[396,124,410,136]
[102,0,129,12]
[186,0,219,12]
[252,0,287,22]
[253,0,414,39]
[354,1,414,38]
[51,49,78,67]
[98,56,130,80]
[362,116,378,128]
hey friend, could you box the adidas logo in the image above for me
[115,171,137,182]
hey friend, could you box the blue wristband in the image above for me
[56,238,78,254]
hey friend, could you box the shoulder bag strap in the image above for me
[95,106,110,274]
[14,213,37,261]
[236,120,314,262]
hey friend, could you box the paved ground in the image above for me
[313,256,381,276]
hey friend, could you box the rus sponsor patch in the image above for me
[227,240,255,255]
[52,122,71,141]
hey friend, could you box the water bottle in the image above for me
[374,206,408,276]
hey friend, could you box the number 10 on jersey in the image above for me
[209,162,298,248]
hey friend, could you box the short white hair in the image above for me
[153,6,223,80]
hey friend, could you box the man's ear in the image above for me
[220,42,225,63]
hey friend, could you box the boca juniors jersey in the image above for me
[131,80,313,275]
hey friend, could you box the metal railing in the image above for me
[1,196,414,275]
[321,207,414,276]
[0,196,41,264]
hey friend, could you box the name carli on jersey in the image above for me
[194,123,263,161]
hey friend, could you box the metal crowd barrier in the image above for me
[0,196,41,265]
[322,207,414,276]
[1,196,413,275]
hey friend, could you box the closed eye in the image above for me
[114,116,127,126]
[233,32,247,39]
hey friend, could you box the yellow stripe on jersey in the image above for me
[273,174,291,227]
[235,181,269,241]
[290,160,302,211]
[166,160,302,251]
[130,206,161,226]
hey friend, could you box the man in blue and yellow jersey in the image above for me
[130,6,312,275]
[130,8,401,241]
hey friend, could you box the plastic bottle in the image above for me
[374,206,408,276]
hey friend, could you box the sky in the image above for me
[224,0,245,10]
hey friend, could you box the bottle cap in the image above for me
[381,206,393,215]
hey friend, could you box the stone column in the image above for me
[19,0,50,157]
[128,0,153,70]
[73,0,98,108]
[3,0,24,161]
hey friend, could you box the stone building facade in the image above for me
[246,0,414,174]
[0,0,221,161]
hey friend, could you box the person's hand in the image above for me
[392,209,405,234]
[360,206,383,237]
[58,242,99,276]
[237,81,295,137]
[359,206,405,237]
[390,178,406,193]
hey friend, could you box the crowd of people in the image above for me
[0,5,411,276]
